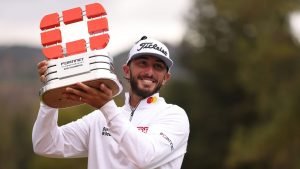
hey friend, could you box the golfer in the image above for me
[32,36,190,169]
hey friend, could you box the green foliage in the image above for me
[29,156,87,169]
[58,104,95,125]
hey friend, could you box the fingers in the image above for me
[62,92,85,102]
[37,60,48,74]
[72,82,112,98]
[63,83,98,102]
[65,85,90,99]
[38,66,47,76]
[40,75,46,83]
[37,60,48,83]
[63,82,113,108]
[37,60,48,68]
[75,82,99,96]
[99,83,113,97]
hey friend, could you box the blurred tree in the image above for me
[165,0,300,168]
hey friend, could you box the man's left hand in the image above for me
[63,82,113,109]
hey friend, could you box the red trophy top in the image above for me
[40,3,110,59]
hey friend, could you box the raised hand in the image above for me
[37,60,48,83]
[63,82,113,109]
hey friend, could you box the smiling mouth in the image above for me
[139,77,157,85]
[142,79,154,85]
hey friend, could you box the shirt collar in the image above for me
[124,92,162,110]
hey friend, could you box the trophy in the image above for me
[39,3,122,108]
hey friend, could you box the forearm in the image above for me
[32,102,63,157]
[32,103,89,158]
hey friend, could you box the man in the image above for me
[32,36,190,169]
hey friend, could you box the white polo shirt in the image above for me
[32,93,190,169]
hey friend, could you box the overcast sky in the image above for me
[0,0,192,56]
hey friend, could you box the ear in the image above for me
[122,64,130,79]
[162,72,171,86]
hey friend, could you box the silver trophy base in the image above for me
[39,50,122,108]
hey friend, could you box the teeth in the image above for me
[142,79,153,84]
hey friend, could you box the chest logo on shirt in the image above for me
[102,127,111,136]
[137,126,149,133]
[147,96,157,104]
[101,126,149,136]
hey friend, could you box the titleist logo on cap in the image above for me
[137,42,168,56]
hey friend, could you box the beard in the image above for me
[129,73,163,99]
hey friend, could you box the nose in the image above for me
[143,65,154,77]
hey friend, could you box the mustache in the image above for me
[139,75,157,83]
[123,75,157,83]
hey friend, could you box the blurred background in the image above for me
[1,0,300,168]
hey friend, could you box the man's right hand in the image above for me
[37,60,48,83]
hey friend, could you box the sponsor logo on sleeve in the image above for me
[160,132,174,151]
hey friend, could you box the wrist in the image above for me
[99,100,120,123]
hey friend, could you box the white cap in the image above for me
[126,36,173,70]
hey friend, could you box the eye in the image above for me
[137,60,148,67]
[153,63,165,71]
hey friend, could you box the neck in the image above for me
[129,92,143,108]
